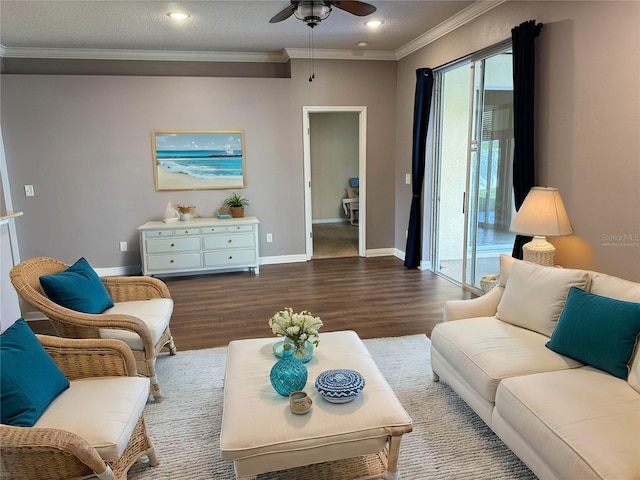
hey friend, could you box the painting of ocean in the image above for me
[153,131,245,190]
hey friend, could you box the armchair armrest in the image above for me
[0,424,113,479]
[37,335,137,380]
[101,275,171,302]
[443,285,504,322]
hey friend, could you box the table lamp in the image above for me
[510,186,573,266]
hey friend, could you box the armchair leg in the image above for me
[149,375,163,403]
[146,446,159,467]
[167,338,177,355]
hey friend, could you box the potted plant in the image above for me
[224,192,249,218]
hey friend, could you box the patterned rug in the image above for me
[128,334,537,479]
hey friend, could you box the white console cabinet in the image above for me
[138,216,260,276]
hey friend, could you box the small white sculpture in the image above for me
[163,201,178,223]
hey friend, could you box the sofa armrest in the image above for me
[443,286,503,321]
[37,335,138,380]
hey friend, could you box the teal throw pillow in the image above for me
[1,319,70,426]
[40,257,114,314]
[546,287,640,379]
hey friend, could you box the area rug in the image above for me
[128,334,537,479]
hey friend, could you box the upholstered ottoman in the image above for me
[220,330,412,479]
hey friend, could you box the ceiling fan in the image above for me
[269,1,377,28]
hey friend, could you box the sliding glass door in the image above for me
[433,44,515,290]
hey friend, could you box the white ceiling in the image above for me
[0,1,501,62]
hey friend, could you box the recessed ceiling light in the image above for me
[167,12,190,20]
[365,20,383,28]
[357,41,368,47]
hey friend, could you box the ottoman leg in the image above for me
[383,429,407,480]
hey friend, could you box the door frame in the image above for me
[302,106,367,260]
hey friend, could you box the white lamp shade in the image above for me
[510,187,573,237]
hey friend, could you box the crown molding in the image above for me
[284,48,395,61]
[0,1,506,64]
[0,46,290,63]
[394,0,507,60]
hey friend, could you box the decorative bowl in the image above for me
[315,369,365,403]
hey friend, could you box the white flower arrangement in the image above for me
[268,307,323,348]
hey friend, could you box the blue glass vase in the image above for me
[270,343,308,396]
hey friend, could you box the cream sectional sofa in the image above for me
[431,255,640,480]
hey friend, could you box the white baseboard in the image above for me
[366,248,396,257]
[312,218,346,224]
[260,254,308,265]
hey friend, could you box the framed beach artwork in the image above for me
[152,130,245,190]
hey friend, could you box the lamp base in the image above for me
[522,236,555,266]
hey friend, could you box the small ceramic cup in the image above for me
[289,391,313,415]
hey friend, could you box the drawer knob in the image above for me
[228,239,232,243]
[185,230,188,233]
[229,256,233,260]
[170,259,174,263]
[171,243,175,247]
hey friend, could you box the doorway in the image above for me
[302,106,367,260]
[432,44,515,291]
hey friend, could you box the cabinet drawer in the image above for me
[174,228,201,236]
[203,234,255,250]
[146,237,201,254]
[202,226,228,234]
[228,225,254,233]
[147,253,202,271]
[145,229,174,238]
[204,249,255,267]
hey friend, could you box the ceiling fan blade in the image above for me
[333,1,377,17]
[269,2,298,23]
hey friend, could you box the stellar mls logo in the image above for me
[601,233,640,248]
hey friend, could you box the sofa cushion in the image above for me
[99,299,173,351]
[430,317,583,404]
[494,367,640,480]
[498,254,517,287]
[0,319,70,427]
[546,287,640,380]
[40,257,114,314]
[496,260,590,337]
[34,376,150,461]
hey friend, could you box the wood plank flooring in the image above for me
[28,257,475,350]
[161,256,473,350]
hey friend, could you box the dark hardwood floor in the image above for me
[162,256,473,350]
[29,256,475,351]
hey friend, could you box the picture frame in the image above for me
[152,130,245,191]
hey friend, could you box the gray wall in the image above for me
[2,0,638,289]
[395,0,640,282]
[2,59,396,270]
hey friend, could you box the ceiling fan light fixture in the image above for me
[365,20,383,27]
[294,2,332,27]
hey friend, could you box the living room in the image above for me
[1,1,638,301]
[1,1,639,478]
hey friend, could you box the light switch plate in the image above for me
[24,185,35,196]
[405,174,411,185]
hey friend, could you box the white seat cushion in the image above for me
[99,298,173,351]
[34,376,150,461]
[494,367,640,480]
[431,317,583,404]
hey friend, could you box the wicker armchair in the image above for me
[10,257,176,402]
[0,335,158,480]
